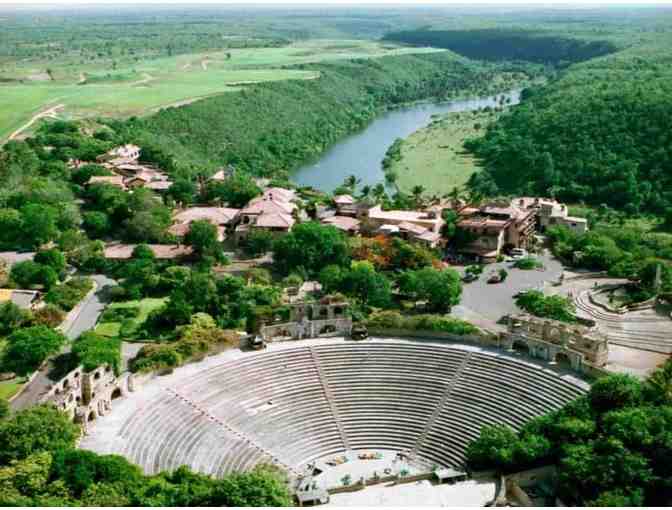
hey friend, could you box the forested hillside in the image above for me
[465,38,672,215]
[382,29,617,65]
[120,52,537,176]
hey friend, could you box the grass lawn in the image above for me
[393,109,500,196]
[95,298,166,340]
[1,39,442,141]
[0,338,27,400]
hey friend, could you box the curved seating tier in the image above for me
[81,342,586,477]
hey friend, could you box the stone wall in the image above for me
[39,364,137,431]
[506,314,608,367]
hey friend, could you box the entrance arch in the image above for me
[555,352,572,368]
[512,340,530,355]
[111,388,123,400]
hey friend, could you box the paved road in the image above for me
[451,252,563,330]
[10,274,116,411]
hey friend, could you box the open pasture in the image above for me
[0,40,440,141]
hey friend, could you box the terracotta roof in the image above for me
[367,205,438,224]
[398,221,427,236]
[104,244,193,260]
[88,175,125,188]
[322,215,360,232]
[255,213,295,229]
[145,180,173,191]
[334,194,355,204]
[242,198,295,215]
[173,207,240,225]
[415,230,441,243]
[264,187,295,200]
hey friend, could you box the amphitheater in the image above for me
[80,337,587,501]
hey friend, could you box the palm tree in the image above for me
[411,185,426,207]
[467,189,484,208]
[359,185,371,200]
[372,183,387,203]
[343,174,361,193]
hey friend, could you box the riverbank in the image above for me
[124,52,542,179]
[390,108,503,195]
[292,89,520,192]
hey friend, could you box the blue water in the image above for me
[291,90,520,192]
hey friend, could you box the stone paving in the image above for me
[327,477,496,507]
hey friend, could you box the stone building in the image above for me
[260,297,352,341]
[503,314,609,370]
[39,364,137,432]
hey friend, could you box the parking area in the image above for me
[450,251,564,330]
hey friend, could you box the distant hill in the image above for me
[382,29,617,65]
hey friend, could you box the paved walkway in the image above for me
[11,274,116,411]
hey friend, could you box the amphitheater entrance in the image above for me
[512,340,530,356]
[554,352,572,368]
[111,388,122,400]
[87,411,96,422]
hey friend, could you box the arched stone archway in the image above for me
[512,340,530,355]
[111,387,123,400]
[555,352,572,367]
[88,410,96,422]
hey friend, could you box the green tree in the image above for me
[588,374,643,415]
[0,398,8,421]
[341,261,392,308]
[2,326,67,376]
[210,465,292,507]
[243,229,274,257]
[20,204,59,248]
[82,211,111,238]
[34,249,66,279]
[166,179,197,205]
[184,220,223,260]
[465,425,519,471]
[0,302,31,335]
[0,405,79,464]
[399,267,462,312]
[205,174,260,208]
[273,222,350,275]
[10,260,58,291]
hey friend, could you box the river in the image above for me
[291,90,520,192]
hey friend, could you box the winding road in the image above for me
[10,274,116,411]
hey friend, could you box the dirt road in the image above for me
[8,103,64,141]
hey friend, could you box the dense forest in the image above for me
[464,38,672,215]
[382,29,618,65]
[466,362,672,506]
[119,52,539,176]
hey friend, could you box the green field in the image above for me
[95,298,166,340]
[392,109,500,196]
[0,40,442,142]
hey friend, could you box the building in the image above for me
[0,289,39,310]
[515,197,588,234]
[321,215,360,234]
[361,205,444,237]
[333,194,358,216]
[235,188,297,242]
[170,207,240,241]
[456,201,536,262]
[96,144,141,166]
[208,165,236,183]
[87,175,126,189]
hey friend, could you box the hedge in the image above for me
[366,311,478,335]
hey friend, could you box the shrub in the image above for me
[44,277,93,311]
[100,306,139,322]
[366,311,478,335]
[515,290,576,323]
[514,256,543,270]
[71,332,122,374]
[2,326,67,376]
[32,304,65,328]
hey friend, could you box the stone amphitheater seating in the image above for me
[80,342,585,478]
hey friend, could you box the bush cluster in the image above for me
[366,310,478,335]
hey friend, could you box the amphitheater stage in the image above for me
[327,478,497,506]
[80,337,588,489]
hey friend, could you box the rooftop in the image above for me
[255,212,295,229]
[173,207,240,225]
[322,215,360,232]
